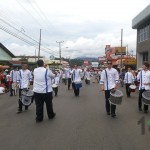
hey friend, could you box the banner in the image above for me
[115,47,126,55]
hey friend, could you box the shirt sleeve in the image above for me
[48,70,55,78]
[115,70,119,83]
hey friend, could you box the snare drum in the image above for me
[109,89,123,105]
[52,84,58,88]
[21,89,33,106]
[129,85,136,92]
[142,90,150,105]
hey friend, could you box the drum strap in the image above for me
[105,70,108,90]
[127,72,128,83]
[45,69,48,93]
[140,71,142,90]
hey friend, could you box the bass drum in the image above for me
[142,90,150,105]
[109,89,123,105]
[21,89,34,106]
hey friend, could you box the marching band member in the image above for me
[72,65,82,97]
[52,72,60,96]
[67,68,72,90]
[84,68,91,85]
[137,62,150,113]
[33,60,56,122]
[100,60,119,117]
[124,67,134,97]
[10,66,18,96]
[17,62,32,113]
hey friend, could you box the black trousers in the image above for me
[53,87,58,96]
[18,89,28,111]
[139,89,148,111]
[105,90,116,114]
[72,83,80,96]
[125,83,131,97]
[34,92,54,121]
[68,78,71,90]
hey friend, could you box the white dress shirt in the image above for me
[72,69,82,83]
[33,67,55,93]
[100,68,119,90]
[124,72,134,84]
[17,69,32,89]
[137,70,150,90]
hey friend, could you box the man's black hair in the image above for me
[37,59,44,67]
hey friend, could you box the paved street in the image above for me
[0,79,150,150]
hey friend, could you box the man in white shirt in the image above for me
[100,60,119,117]
[33,60,56,122]
[72,65,82,96]
[124,67,134,97]
[137,62,150,113]
[10,66,18,96]
[17,62,32,113]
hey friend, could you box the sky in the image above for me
[0,0,150,59]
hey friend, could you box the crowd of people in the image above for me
[0,60,150,122]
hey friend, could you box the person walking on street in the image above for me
[124,67,134,97]
[33,60,56,122]
[100,60,119,118]
[72,65,82,97]
[137,61,150,113]
[17,62,32,113]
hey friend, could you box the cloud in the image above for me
[0,0,149,59]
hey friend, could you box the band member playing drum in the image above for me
[137,62,150,113]
[72,65,82,97]
[124,67,135,97]
[52,72,60,96]
[100,60,119,117]
[84,68,91,85]
[17,62,32,113]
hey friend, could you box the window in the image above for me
[138,24,149,43]
[143,52,148,62]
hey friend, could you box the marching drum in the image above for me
[109,89,123,105]
[20,89,34,106]
[142,90,150,105]
[129,85,136,92]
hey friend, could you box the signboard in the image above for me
[115,47,126,55]
[124,59,136,65]
[91,62,99,68]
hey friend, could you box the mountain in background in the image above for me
[74,56,98,62]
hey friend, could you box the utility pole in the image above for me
[126,44,128,58]
[38,29,42,60]
[120,29,123,73]
[56,41,64,64]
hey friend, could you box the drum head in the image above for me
[52,84,57,88]
[129,85,136,89]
